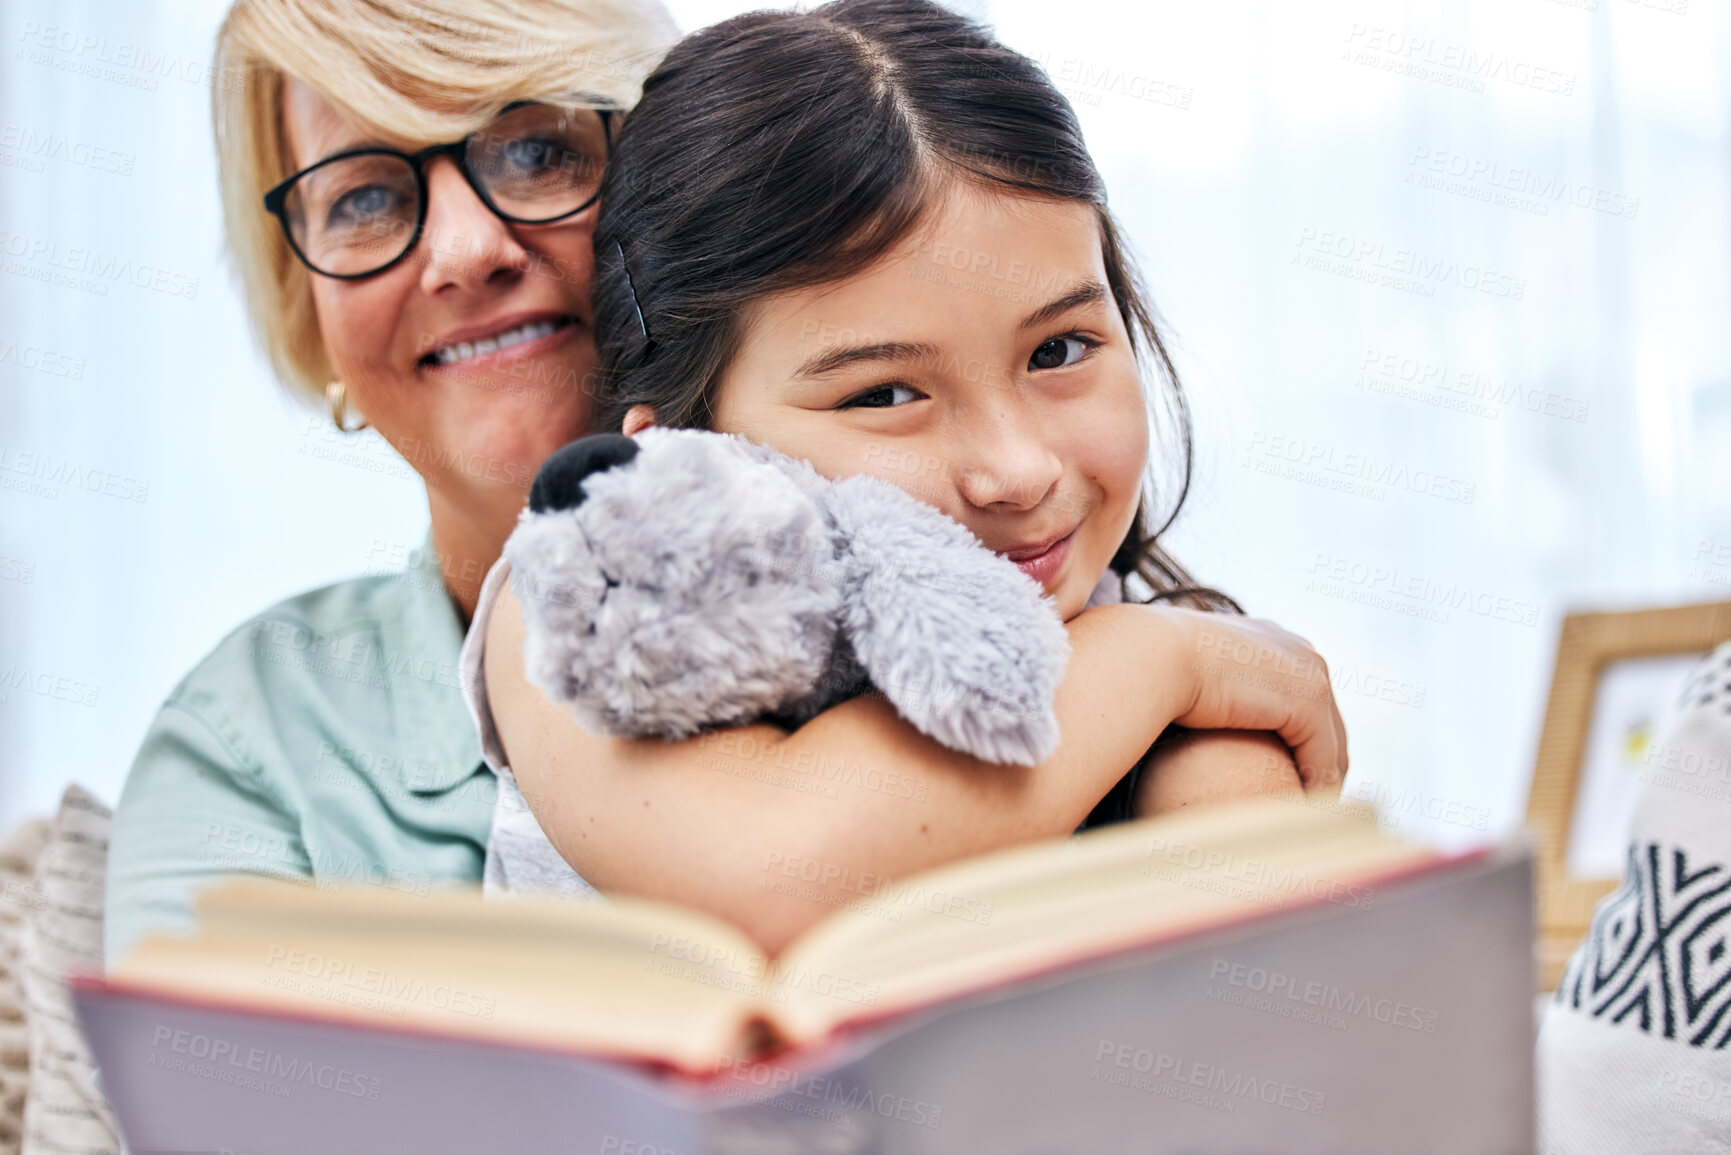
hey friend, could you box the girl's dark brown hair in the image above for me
[589,0,1238,624]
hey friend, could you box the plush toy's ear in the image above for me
[820,475,1071,766]
[529,433,640,513]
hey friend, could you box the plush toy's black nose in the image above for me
[529,433,641,513]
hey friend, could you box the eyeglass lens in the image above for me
[280,105,607,277]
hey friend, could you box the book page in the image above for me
[769,797,1440,1043]
[113,879,783,1072]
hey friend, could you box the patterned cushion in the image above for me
[19,786,118,1155]
[1539,641,1731,1153]
[0,817,50,1155]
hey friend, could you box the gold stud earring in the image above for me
[325,381,369,433]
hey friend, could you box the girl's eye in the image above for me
[1028,336,1093,371]
[838,382,922,410]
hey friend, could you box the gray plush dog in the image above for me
[502,427,1072,765]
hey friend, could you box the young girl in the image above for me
[462,0,1346,952]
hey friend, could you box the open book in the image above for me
[75,797,1536,1154]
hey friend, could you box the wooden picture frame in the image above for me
[1526,600,1731,990]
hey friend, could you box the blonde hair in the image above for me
[213,0,680,404]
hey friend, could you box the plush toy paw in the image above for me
[503,427,1071,765]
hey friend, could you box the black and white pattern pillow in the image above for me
[1555,842,1731,1049]
[1553,642,1731,1049]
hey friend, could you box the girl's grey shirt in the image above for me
[461,556,600,900]
[462,556,1123,900]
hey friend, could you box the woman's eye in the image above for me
[329,184,402,225]
[839,382,922,409]
[1028,336,1091,371]
[501,136,564,175]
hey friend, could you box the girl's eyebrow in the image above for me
[794,340,942,379]
[790,280,1109,380]
[1018,280,1109,333]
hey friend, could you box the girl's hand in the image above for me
[1127,604,1348,791]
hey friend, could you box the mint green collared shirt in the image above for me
[103,535,497,970]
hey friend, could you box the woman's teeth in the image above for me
[431,319,566,366]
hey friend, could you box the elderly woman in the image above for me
[106,0,1341,971]
[103,0,680,967]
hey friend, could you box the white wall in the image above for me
[2,0,1726,851]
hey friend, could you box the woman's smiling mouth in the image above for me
[420,314,579,369]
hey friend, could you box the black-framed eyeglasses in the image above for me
[263,102,614,280]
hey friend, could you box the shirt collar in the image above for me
[376,527,486,793]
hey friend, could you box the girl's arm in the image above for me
[488,586,1344,954]
[1134,729,1309,817]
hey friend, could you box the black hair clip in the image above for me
[615,239,653,355]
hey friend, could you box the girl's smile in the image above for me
[1002,527,1077,586]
